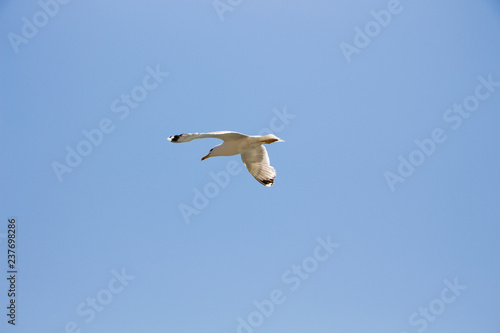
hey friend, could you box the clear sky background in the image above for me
[1,0,500,332]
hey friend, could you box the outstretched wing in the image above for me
[168,131,248,143]
[240,145,276,187]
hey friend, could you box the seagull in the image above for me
[167,131,284,186]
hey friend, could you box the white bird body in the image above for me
[167,131,284,186]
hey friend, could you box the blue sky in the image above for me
[1,0,500,332]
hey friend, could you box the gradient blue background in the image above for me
[1,0,500,332]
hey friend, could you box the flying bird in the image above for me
[167,131,284,186]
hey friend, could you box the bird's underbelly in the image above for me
[220,139,260,156]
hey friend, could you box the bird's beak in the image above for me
[201,154,210,161]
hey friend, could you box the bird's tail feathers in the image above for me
[260,134,284,144]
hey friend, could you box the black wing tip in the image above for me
[260,178,275,187]
[168,134,182,142]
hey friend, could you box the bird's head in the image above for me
[201,148,214,161]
